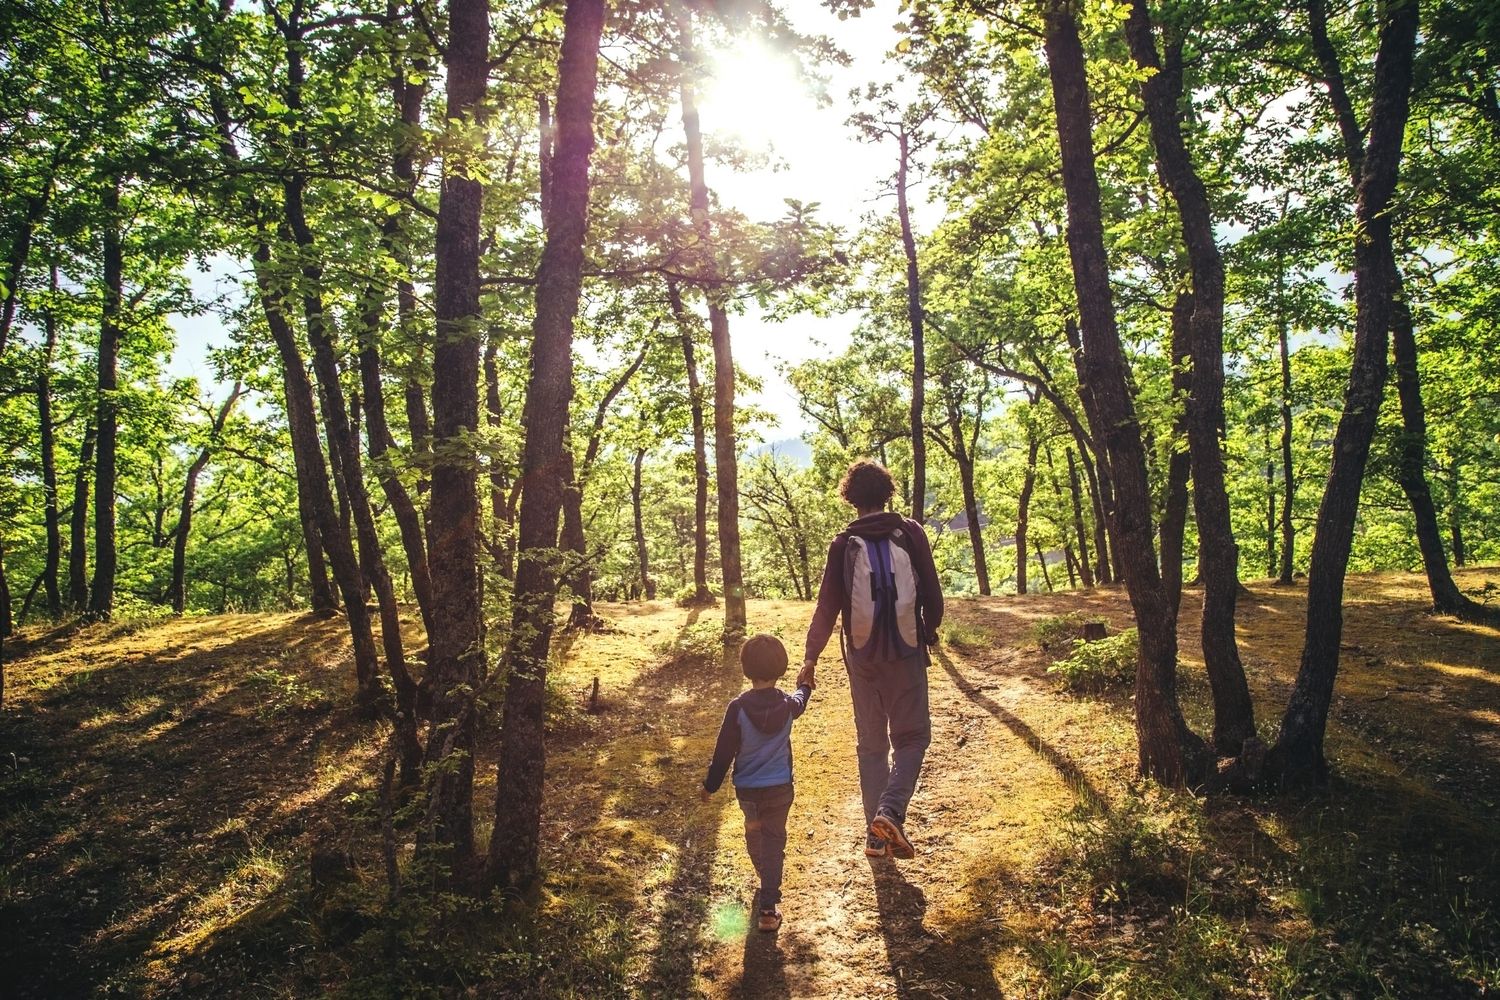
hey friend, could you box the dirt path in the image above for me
[547,593,1143,999]
[548,571,1500,999]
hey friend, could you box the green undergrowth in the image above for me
[1047,628,1139,692]
[1032,611,1110,651]
[1011,783,1500,999]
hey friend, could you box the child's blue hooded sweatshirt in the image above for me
[703,684,812,792]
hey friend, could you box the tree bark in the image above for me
[676,3,745,634]
[0,168,52,358]
[632,446,653,599]
[1065,448,1095,588]
[488,0,606,895]
[1125,0,1256,753]
[945,384,990,595]
[357,310,434,638]
[897,131,927,524]
[1015,432,1039,596]
[1276,245,1297,585]
[67,424,95,611]
[669,280,712,604]
[564,340,648,626]
[1447,459,1466,566]
[422,0,493,868]
[254,240,382,708]
[1273,0,1420,786]
[1159,290,1193,617]
[88,177,122,618]
[166,384,243,613]
[1390,278,1494,620]
[39,266,62,615]
[1044,0,1209,785]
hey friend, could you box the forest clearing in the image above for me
[4,569,1498,998]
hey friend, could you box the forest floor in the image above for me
[3,568,1499,998]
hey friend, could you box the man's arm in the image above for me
[910,520,945,639]
[802,537,846,674]
[703,702,741,793]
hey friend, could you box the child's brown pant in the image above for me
[736,782,794,907]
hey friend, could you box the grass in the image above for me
[2,569,1498,997]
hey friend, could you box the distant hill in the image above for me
[748,437,813,465]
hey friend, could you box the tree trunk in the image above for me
[357,312,434,639]
[39,266,62,615]
[947,392,989,595]
[1015,433,1039,596]
[67,424,95,611]
[0,169,52,358]
[1265,455,1277,578]
[1037,544,1055,593]
[897,131,927,524]
[676,3,745,635]
[422,0,493,869]
[1273,0,1419,787]
[1448,459,1466,566]
[0,544,11,639]
[1390,280,1494,621]
[1063,319,1116,585]
[669,280,712,604]
[1159,290,1193,616]
[254,241,382,709]
[167,384,243,613]
[88,177,122,618]
[565,340,648,626]
[488,0,605,895]
[1044,0,1209,785]
[1065,447,1095,588]
[1277,249,1297,585]
[1125,0,1256,754]
[632,446,653,599]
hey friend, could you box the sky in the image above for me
[163,1,917,439]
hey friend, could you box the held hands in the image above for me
[796,659,817,690]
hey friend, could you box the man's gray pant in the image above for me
[846,648,931,825]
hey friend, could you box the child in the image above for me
[701,633,813,932]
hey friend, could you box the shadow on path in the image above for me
[934,647,1110,816]
[868,857,1002,998]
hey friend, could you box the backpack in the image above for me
[841,527,924,666]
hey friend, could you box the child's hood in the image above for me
[737,687,798,734]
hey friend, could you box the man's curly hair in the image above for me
[839,459,896,511]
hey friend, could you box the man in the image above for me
[798,459,943,859]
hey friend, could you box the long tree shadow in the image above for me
[933,646,1110,815]
[867,858,1003,999]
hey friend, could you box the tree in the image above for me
[1272,0,1421,786]
[422,0,494,865]
[675,1,746,637]
[1042,0,1210,785]
[1123,0,1256,753]
[488,0,608,894]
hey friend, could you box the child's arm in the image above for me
[789,683,813,720]
[702,702,741,794]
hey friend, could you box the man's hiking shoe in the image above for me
[757,907,782,932]
[870,811,915,859]
[864,833,890,858]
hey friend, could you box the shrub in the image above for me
[1047,628,1137,691]
[942,620,989,653]
[1032,611,1108,651]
